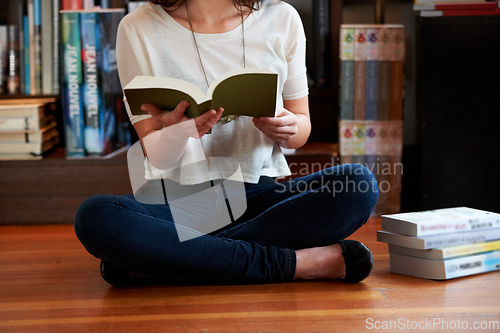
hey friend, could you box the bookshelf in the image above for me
[0,0,345,224]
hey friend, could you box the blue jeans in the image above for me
[74,164,379,284]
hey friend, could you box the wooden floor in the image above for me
[1,219,499,333]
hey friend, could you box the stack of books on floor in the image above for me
[0,97,60,160]
[377,207,500,280]
[414,1,500,17]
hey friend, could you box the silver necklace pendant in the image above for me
[185,3,246,124]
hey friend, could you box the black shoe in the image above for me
[338,240,373,283]
[100,261,133,287]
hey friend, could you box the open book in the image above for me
[123,68,278,118]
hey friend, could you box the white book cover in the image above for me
[390,250,500,280]
[381,207,500,237]
[377,228,500,250]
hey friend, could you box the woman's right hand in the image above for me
[140,100,224,138]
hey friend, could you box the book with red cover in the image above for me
[414,2,497,11]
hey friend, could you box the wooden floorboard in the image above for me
[1,219,499,332]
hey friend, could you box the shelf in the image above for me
[0,141,338,225]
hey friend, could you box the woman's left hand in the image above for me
[252,108,298,145]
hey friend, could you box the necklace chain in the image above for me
[185,3,246,123]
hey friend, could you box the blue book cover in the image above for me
[97,9,130,155]
[81,11,104,155]
[61,11,85,157]
[365,27,379,121]
[23,15,30,95]
[340,26,355,120]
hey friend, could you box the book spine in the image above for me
[61,11,85,157]
[23,14,30,95]
[352,120,365,158]
[378,228,500,250]
[444,251,500,279]
[377,27,392,121]
[7,25,20,95]
[390,240,500,260]
[52,0,60,94]
[98,10,129,155]
[27,0,37,95]
[419,8,500,17]
[33,0,43,95]
[365,27,379,121]
[18,2,25,95]
[41,0,54,96]
[389,27,405,120]
[0,26,8,95]
[390,251,500,280]
[339,26,355,120]
[414,3,498,11]
[353,27,366,121]
[81,11,103,156]
[61,0,83,10]
[312,0,330,89]
[339,120,354,163]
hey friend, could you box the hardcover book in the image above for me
[365,27,379,121]
[60,11,85,157]
[81,11,103,155]
[97,9,129,155]
[124,68,278,119]
[389,27,405,120]
[353,27,367,121]
[339,26,355,120]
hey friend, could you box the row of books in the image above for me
[339,24,405,122]
[414,1,500,17]
[0,0,60,96]
[0,0,134,97]
[60,9,130,157]
[338,24,405,215]
[0,97,60,159]
[378,207,500,280]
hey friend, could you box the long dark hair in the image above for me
[150,0,263,10]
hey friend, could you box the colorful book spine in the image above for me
[52,0,60,94]
[7,25,20,95]
[377,27,391,121]
[97,9,129,154]
[61,11,85,157]
[389,27,405,120]
[353,27,367,121]
[0,25,7,94]
[61,0,83,10]
[418,8,500,17]
[23,14,30,95]
[339,26,354,120]
[339,120,354,164]
[377,228,500,250]
[414,2,498,11]
[390,250,500,280]
[389,240,500,260]
[81,11,103,155]
[33,0,42,95]
[41,0,54,95]
[365,27,379,121]
[352,120,365,158]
